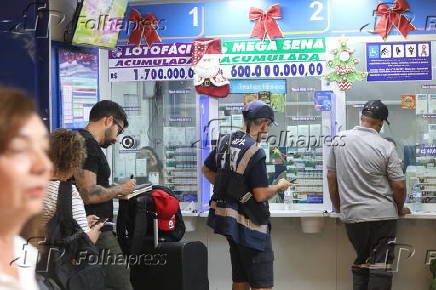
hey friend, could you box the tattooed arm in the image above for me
[74,169,136,204]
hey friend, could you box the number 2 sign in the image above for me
[117,0,329,45]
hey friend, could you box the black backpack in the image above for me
[117,185,186,256]
[37,180,105,290]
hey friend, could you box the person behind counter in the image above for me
[327,100,410,290]
[135,146,164,184]
[202,100,291,290]
[0,88,52,290]
[73,100,135,290]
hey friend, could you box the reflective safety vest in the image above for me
[207,133,270,251]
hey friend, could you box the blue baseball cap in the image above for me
[242,100,278,126]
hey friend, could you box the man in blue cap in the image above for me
[202,100,291,290]
[327,100,409,290]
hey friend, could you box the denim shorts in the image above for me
[227,233,274,288]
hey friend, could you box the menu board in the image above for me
[58,47,99,129]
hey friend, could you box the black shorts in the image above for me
[227,234,274,288]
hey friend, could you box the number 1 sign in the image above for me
[117,3,205,45]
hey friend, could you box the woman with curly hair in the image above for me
[40,128,105,243]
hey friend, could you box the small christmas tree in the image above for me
[325,38,367,91]
[270,147,285,165]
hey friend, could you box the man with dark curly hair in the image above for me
[74,100,135,290]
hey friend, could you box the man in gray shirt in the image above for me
[327,100,410,290]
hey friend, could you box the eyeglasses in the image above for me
[113,119,124,135]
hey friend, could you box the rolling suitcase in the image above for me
[130,214,209,290]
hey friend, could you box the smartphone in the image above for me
[97,219,115,226]
[288,178,297,184]
[95,218,109,225]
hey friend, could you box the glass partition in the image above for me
[109,40,436,212]
[111,80,199,207]
[344,40,436,206]
[217,78,326,206]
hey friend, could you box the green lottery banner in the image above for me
[220,38,327,79]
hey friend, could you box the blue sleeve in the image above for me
[246,150,269,189]
[204,149,217,172]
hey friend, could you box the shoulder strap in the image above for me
[216,133,233,170]
[215,135,223,166]
[116,200,130,255]
[130,195,150,255]
[57,180,74,236]
[236,144,260,174]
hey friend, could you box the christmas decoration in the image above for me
[339,51,351,62]
[249,4,284,41]
[192,38,230,98]
[401,95,416,109]
[270,147,286,165]
[372,0,415,39]
[324,38,367,91]
[128,9,161,47]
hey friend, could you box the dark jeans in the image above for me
[345,219,397,290]
[96,231,133,290]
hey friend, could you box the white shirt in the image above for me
[0,236,38,290]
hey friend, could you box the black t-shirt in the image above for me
[78,129,113,230]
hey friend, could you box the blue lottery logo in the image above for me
[368,45,380,58]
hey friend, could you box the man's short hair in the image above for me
[89,100,129,128]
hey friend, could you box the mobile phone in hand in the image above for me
[96,218,109,225]
[96,218,115,226]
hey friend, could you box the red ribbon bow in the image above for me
[373,0,415,39]
[249,4,283,41]
[128,9,162,47]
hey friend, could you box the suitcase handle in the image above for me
[153,213,159,248]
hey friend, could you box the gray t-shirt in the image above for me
[327,126,405,223]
